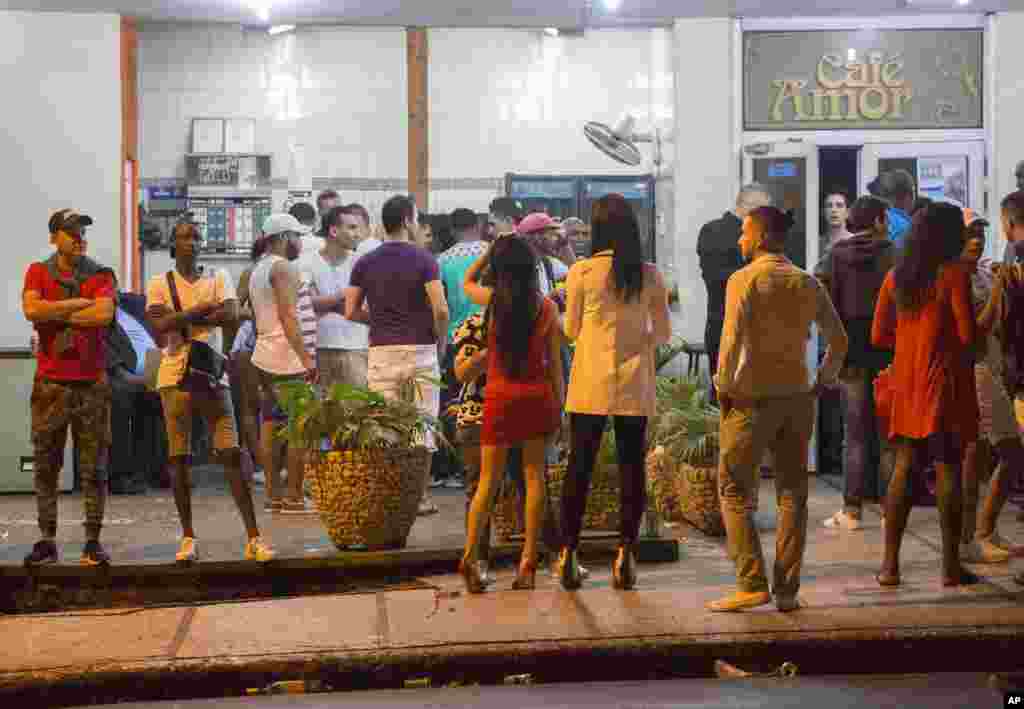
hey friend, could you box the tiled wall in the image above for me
[137,25,675,260]
[138,23,408,184]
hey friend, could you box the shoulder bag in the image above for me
[166,271,227,393]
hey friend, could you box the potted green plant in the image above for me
[647,376,725,536]
[276,379,448,551]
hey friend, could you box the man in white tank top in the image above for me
[251,214,317,515]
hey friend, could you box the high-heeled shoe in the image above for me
[612,544,637,590]
[511,559,537,590]
[459,556,486,594]
[558,547,583,591]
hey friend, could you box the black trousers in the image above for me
[704,318,723,406]
[109,376,167,487]
[561,413,648,548]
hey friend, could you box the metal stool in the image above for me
[681,341,707,378]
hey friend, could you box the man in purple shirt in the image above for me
[346,195,450,514]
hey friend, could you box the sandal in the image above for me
[511,560,537,590]
[876,571,901,587]
[418,500,439,516]
[459,556,486,594]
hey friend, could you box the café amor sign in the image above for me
[744,30,982,130]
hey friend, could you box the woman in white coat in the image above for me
[557,193,672,591]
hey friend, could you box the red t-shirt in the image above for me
[24,262,115,382]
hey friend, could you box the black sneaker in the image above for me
[80,540,111,567]
[24,539,58,566]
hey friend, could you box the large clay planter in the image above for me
[646,445,684,524]
[675,460,726,537]
[306,447,430,550]
[492,461,623,542]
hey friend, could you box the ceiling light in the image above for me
[244,1,272,22]
[604,0,622,11]
[268,24,295,35]
[957,0,970,5]
[544,27,559,36]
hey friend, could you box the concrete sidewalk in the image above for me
[3,476,1024,706]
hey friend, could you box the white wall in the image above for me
[0,10,120,491]
[991,12,1024,251]
[672,18,738,346]
[0,11,122,350]
[427,28,674,222]
[138,24,407,186]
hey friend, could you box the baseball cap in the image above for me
[517,212,557,235]
[48,209,93,234]
[262,213,311,237]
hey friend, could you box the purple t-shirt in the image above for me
[350,241,440,346]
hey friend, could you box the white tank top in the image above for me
[250,254,306,376]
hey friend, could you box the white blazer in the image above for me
[563,251,671,417]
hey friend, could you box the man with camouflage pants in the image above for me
[22,209,117,566]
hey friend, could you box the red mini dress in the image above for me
[481,296,561,446]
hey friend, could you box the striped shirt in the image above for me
[297,281,317,361]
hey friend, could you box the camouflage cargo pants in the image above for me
[31,378,111,538]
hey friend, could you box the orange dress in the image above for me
[871,262,978,443]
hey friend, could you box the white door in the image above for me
[741,140,822,471]
[861,140,986,249]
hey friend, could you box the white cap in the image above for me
[261,213,311,237]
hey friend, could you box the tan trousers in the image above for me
[718,393,814,596]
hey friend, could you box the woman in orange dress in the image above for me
[871,201,980,587]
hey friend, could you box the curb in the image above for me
[4,621,1023,707]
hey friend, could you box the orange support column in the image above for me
[407,27,429,212]
[121,16,140,292]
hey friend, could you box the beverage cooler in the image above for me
[506,174,656,261]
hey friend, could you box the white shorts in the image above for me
[976,363,1019,444]
[368,344,440,451]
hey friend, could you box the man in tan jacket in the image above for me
[710,206,847,613]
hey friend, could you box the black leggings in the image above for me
[561,413,648,548]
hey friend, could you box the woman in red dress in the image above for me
[872,201,980,587]
[458,235,565,593]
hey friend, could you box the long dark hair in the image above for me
[892,201,966,311]
[846,195,888,234]
[590,193,643,302]
[488,236,541,379]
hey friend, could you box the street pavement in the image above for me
[3,474,1024,705]
[90,674,1005,709]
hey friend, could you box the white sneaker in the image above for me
[823,510,862,530]
[961,539,1010,563]
[176,537,198,563]
[245,536,276,562]
[478,561,494,586]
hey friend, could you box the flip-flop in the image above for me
[876,572,901,587]
[417,501,439,516]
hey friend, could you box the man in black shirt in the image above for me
[697,184,771,403]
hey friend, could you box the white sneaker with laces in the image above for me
[823,510,861,530]
[176,537,198,563]
[961,539,1010,563]
[245,536,276,562]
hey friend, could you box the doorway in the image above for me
[816,145,859,478]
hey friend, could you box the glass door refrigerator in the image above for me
[505,174,656,261]
[580,176,656,262]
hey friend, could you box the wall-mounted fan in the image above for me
[584,114,667,172]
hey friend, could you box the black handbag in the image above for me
[166,271,227,392]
